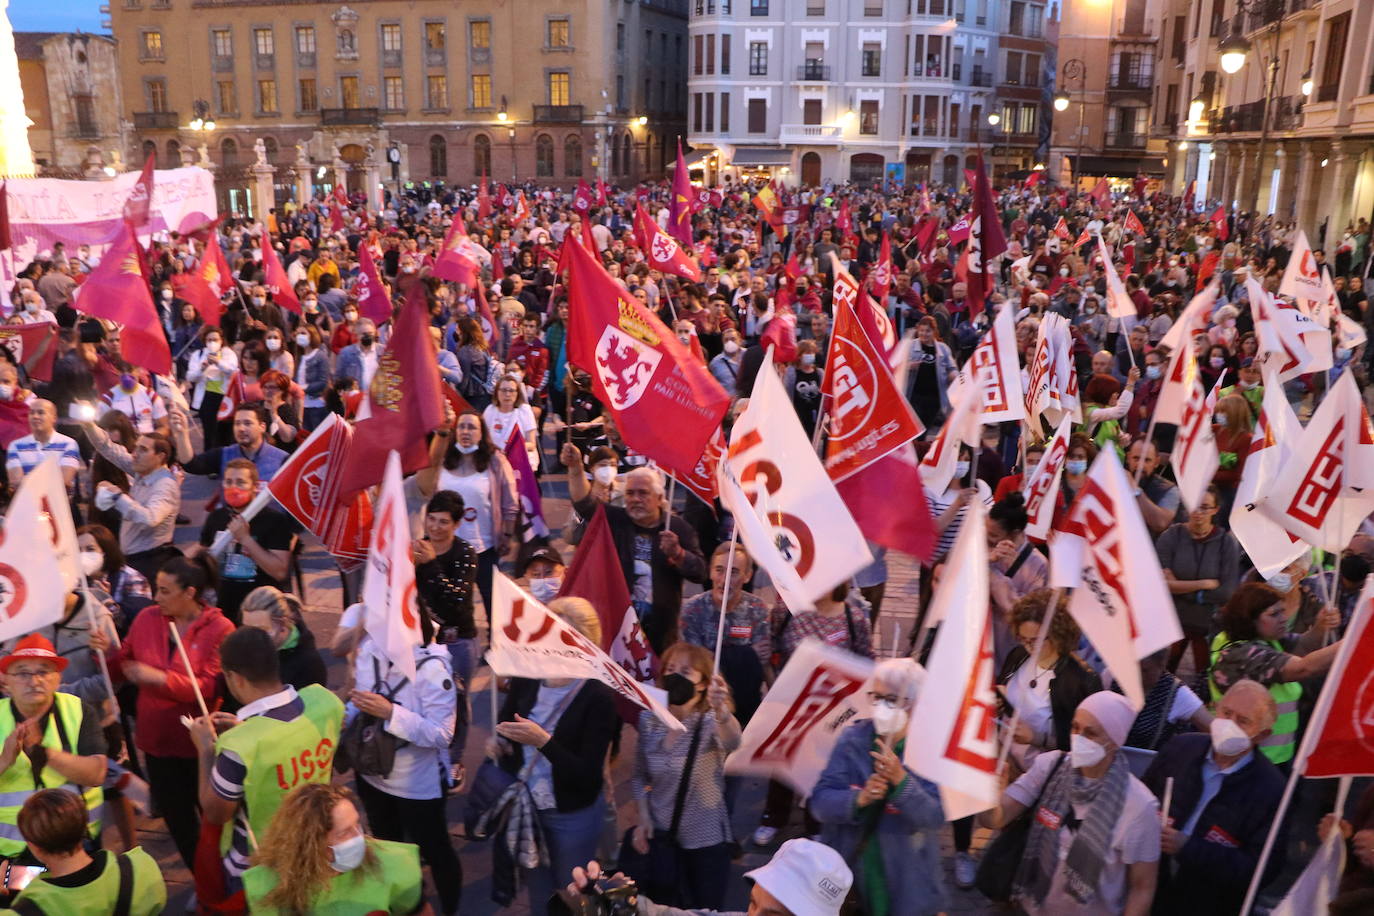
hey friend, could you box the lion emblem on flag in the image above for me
[651,233,677,263]
[595,326,661,410]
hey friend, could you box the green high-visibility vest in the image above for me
[5,848,166,916]
[215,684,344,862]
[243,837,423,915]
[1209,631,1301,765]
[0,693,103,857]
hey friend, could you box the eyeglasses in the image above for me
[867,692,903,709]
[7,669,55,681]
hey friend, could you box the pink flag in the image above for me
[668,140,694,247]
[946,213,972,245]
[503,432,549,540]
[361,451,424,681]
[835,445,936,561]
[355,243,392,325]
[70,223,171,377]
[259,228,301,314]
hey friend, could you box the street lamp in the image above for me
[1219,34,1250,75]
[1217,0,1283,214]
[497,95,509,122]
[636,115,648,126]
[188,98,215,132]
[1300,70,1313,98]
[987,112,1000,126]
[1056,58,1086,191]
[1053,93,1069,113]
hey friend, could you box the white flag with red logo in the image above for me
[948,302,1025,424]
[489,572,682,731]
[1023,416,1072,540]
[1248,275,1331,382]
[919,370,985,493]
[832,257,897,358]
[1169,363,1221,512]
[1098,236,1136,319]
[1050,448,1181,707]
[1230,372,1309,578]
[1053,217,1072,242]
[1023,313,1079,431]
[1158,281,1220,356]
[725,638,874,795]
[1254,370,1374,552]
[719,351,872,611]
[11,457,79,591]
[361,451,424,682]
[1279,229,1327,303]
[0,460,68,642]
[1294,578,1374,777]
[907,500,999,820]
[823,275,923,481]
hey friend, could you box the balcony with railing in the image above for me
[532,104,584,122]
[320,107,380,126]
[1105,131,1147,149]
[1007,19,1044,39]
[133,111,178,129]
[1108,73,1153,92]
[797,63,831,81]
[1244,0,1315,33]
[1206,97,1305,134]
[779,124,841,143]
[967,70,993,87]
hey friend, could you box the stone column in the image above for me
[294,143,311,203]
[364,157,382,211]
[1292,141,1316,234]
[332,151,347,195]
[1268,144,1288,217]
[1322,141,1353,249]
[251,162,276,221]
[1229,145,1249,211]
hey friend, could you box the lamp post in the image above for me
[188,98,215,133]
[1218,0,1284,215]
[1054,57,1085,192]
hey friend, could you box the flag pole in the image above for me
[1160,776,1174,828]
[80,574,121,721]
[995,586,1064,777]
[663,476,677,531]
[711,528,740,676]
[168,618,212,721]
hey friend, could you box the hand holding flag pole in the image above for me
[168,619,212,720]
[712,529,741,676]
[994,587,1064,777]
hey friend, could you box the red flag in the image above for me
[0,182,11,252]
[258,229,301,314]
[596,178,609,207]
[946,212,972,245]
[668,140,694,247]
[332,185,349,208]
[1211,206,1229,242]
[1052,216,1072,242]
[1297,582,1374,777]
[560,505,636,651]
[962,168,978,190]
[870,233,893,303]
[332,283,446,500]
[498,184,516,210]
[1072,228,1093,250]
[477,173,492,220]
[70,223,170,377]
[1197,249,1222,290]
[0,324,57,382]
[1089,177,1112,208]
[759,308,798,365]
[1124,209,1147,237]
[572,179,594,214]
[0,399,27,451]
[216,370,246,422]
[967,155,1008,319]
[329,202,346,234]
[1133,174,1149,200]
[752,185,786,235]
[356,243,393,325]
[503,433,549,541]
[170,268,223,327]
[432,227,482,287]
[666,428,723,510]
[512,192,531,225]
[835,447,936,561]
[633,203,702,281]
[268,413,373,569]
[564,236,729,475]
[1184,180,1197,211]
[122,153,155,230]
[203,234,234,295]
[1023,171,1042,191]
[784,253,801,282]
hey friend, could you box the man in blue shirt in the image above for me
[172,402,288,482]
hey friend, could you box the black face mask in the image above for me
[663,673,699,706]
[360,334,376,347]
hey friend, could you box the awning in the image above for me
[729,148,793,167]
[1072,155,1167,177]
[680,149,712,168]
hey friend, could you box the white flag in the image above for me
[488,572,683,730]
[949,302,1025,424]
[1169,367,1220,512]
[1158,281,1220,356]
[361,451,423,682]
[1248,275,1330,382]
[1254,370,1374,552]
[920,370,986,493]
[1278,229,1327,302]
[1230,374,1309,578]
[1023,416,1072,540]
[719,351,872,611]
[1023,313,1078,431]
[0,461,70,641]
[1050,448,1181,707]
[725,639,873,795]
[1099,236,1135,319]
[8,457,79,591]
[1269,828,1345,916]
[906,500,999,819]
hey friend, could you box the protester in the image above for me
[236,586,328,693]
[680,541,771,724]
[84,425,180,582]
[1156,485,1242,681]
[198,457,295,624]
[6,399,80,491]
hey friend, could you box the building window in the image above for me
[212,29,232,57]
[535,134,554,177]
[142,31,163,59]
[216,80,235,113]
[548,18,570,48]
[807,0,824,13]
[548,71,570,106]
[469,21,489,50]
[705,93,715,131]
[381,24,402,52]
[74,94,96,136]
[693,36,703,76]
[692,93,702,132]
[862,43,881,77]
[428,135,447,177]
[298,79,318,111]
[706,34,715,75]
[340,75,360,108]
[473,134,491,176]
[253,28,273,56]
[803,98,822,124]
[295,26,314,53]
[257,79,278,113]
[165,139,180,165]
[1317,11,1349,102]
[221,138,238,167]
[863,0,882,15]
[424,22,445,50]
[564,135,583,176]
[721,91,729,132]
[146,79,168,112]
[616,23,625,51]
[749,41,767,76]
[721,35,731,74]
[1005,50,1022,85]
[859,99,879,134]
[750,0,768,15]
[426,75,448,109]
[384,76,404,109]
[747,98,766,132]
[471,74,492,109]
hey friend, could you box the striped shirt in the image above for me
[5,433,81,476]
[924,481,994,563]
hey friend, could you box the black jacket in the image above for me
[1143,733,1287,915]
[497,678,618,813]
[415,537,478,639]
[997,647,1102,753]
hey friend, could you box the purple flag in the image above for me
[503,434,549,540]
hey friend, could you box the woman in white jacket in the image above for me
[184,326,239,450]
[333,601,462,915]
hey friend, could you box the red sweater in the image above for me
[111,605,235,758]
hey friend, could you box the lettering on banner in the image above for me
[1286,417,1346,528]
[1174,381,1211,473]
[833,272,858,313]
[1024,339,1051,418]
[970,335,1009,414]
[751,664,865,765]
[1072,482,1139,639]
[371,500,417,629]
[1025,434,1068,521]
[828,340,875,433]
[275,738,336,791]
[944,616,999,770]
[967,217,984,276]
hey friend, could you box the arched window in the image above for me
[263,136,279,162]
[220,138,238,168]
[622,131,634,176]
[165,138,180,166]
[611,134,623,176]
[473,134,491,178]
[564,135,582,177]
[142,139,158,168]
[429,135,447,178]
[535,134,554,178]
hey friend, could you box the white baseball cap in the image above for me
[743,838,852,916]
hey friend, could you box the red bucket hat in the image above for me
[0,634,68,674]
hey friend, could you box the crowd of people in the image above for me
[0,169,1369,916]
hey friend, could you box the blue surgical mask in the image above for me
[801,353,817,367]
[1145,365,1162,380]
[953,460,970,478]
[1065,459,1088,475]
[1266,573,1293,592]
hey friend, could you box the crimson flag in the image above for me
[259,229,301,313]
[432,225,483,287]
[71,223,171,377]
[967,155,1008,319]
[1090,177,1112,207]
[356,243,393,325]
[633,203,702,281]
[332,185,348,207]
[268,413,373,569]
[1211,206,1229,242]
[962,168,978,190]
[946,212,972,245]
[1023,171,1042,191]
[564,236,729,476]
[572,179,594,214]
[170,268,223,327]
[1124,209,1147,237]
[329,202,346,234]
[122,153,155,230]
[0,324,57,382]
[1053,216,1072,241]
[332,283,446,500]
[0,399,27,451]
[596,178,608,207]
[666,428,723,510]
[870,233,893,303]
[668,140,694,247]
[1184,180,1197,211]
[477,173,492,220]
[760,308,798,365]
[1297,581,1374,777]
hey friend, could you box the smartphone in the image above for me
[7,865,46,892]
[72,401,98,422]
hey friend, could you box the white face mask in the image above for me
[953,460,970,479]
[593,465,617,485]
[1266,572,1293,592]
[677,333,693,346]
[0,385,12,402]
[23,299,39,313]
[265,338,282,352]
[1145,364,1163,380]
[295,333,310,348]
[528,577,562,603]
[871,704,909,738]
[1059,267,1070,277]
[454,442,479,455]
[1070,733,1108,769]
[161,289,174,301]
[801,353,817,367]
[206,340,222,354]
[329,833,367,873]
[723,340,740,355]
[252,297,265,307]
[1210,717,1253,757]
[80,549,104,577]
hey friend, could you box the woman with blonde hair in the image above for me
[243,783,428,915]
[484,373,539,469]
